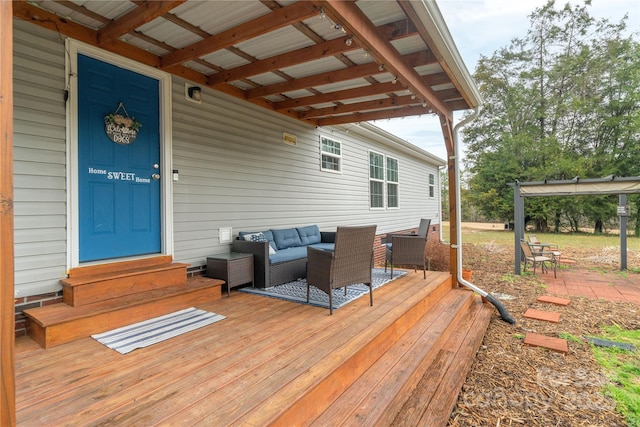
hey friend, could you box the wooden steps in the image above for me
[309,289,477,426]
[230,279,492,426]
[23,257,224,348]
[61,256,190,306]
[16,271,494,426]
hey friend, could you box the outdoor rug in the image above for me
[238,268,405,312]
[91,307,226,354]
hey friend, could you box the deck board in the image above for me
[15,271,491,426]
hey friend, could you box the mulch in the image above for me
[443,242,639,426]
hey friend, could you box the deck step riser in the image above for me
[309,289,475,426]
[62,264,188,306]
[27,283,222,349]
[263,277,456,426]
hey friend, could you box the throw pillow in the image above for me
[243,232,276,255]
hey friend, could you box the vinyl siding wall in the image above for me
[13,20,68,298]
[11,20,443,298]
[171,79,442,268]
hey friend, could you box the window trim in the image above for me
[428,173,435,198]
[319,135,342,174]
[386,155,399,209]
[369,150,385,209]
[368,150,399,210]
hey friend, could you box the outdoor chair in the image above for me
[520,240,556,278]
[384,218,431,279]
[528,235,562,264]
[306,225,377,315]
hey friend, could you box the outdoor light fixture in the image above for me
[188,86,201,101]
[378,64,385,71]
[345,36,354,47]
[186,84,202,103]
[391,76,398,84]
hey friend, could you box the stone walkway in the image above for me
[542,267,640,305]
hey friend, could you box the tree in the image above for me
[463,0,640,232]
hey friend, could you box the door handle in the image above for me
[152,173,161,180]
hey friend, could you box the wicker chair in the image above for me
[384,218,431,279]
[306,225,377,315]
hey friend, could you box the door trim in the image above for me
[66,40,174,269]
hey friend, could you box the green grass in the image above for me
[444,225,640,250]
[590,326,640,426]
[558,332,582,344]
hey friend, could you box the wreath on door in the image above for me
[104,102,142,145]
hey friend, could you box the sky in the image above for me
[373,0,640,162]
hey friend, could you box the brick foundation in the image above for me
[14,291,64,338]
[374,224,450,271]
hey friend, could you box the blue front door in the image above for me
[78,54,161,262]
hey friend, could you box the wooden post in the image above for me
[0,1,16,425]
[439,114,458,287]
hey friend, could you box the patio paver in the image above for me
[541,268,640,305]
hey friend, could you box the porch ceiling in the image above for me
[14,0,481,125]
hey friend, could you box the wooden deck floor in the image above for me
[15,271,493,426]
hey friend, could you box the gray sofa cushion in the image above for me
[272,227,302,250]
[296,225,321,245]
[269,246,308,264]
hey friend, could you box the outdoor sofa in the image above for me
[231,225,336,288]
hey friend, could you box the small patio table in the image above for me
[206,252,254,297]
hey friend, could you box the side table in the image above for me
[206,252,254,297]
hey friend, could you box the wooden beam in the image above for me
[298,95,419,119]
[320,0,451,118]
[275,81,401,110]
[439,114,458,286]
[313,105,433,127]
[13,3,161,68]
[0,1,16,425]
[209,36,353,85]
[98,1,186,45]
[399,1,473,112]
[54,1,111,25]
[274,72,450,111]
[161,2,320,68]
[247,50,435,99]
[208,18,418,85]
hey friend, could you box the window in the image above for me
[387,157,399,208]
[320,136,341,172]
[429,173,435,198]
[369,151,399,209]
[369,151,384,208]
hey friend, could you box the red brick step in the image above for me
[523,308,561,323]
[524,333,568,353]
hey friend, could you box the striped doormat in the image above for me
[92,307,226,354]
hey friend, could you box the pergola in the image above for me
[510,176,640,274]
[1,1,483,423]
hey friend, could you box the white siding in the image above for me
[12,20,443,297]
[171,80,442,268]
[13,19,68,297]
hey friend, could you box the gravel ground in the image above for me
[445,241,639,426]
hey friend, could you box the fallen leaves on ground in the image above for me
[446,242,639,427]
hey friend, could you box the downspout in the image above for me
[438,165,447,245]
[452,108,515,324]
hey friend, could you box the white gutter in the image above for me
[438,164,447,245]
[414,1,483,108]
[453,109,479,284]
[452,107,515,324]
